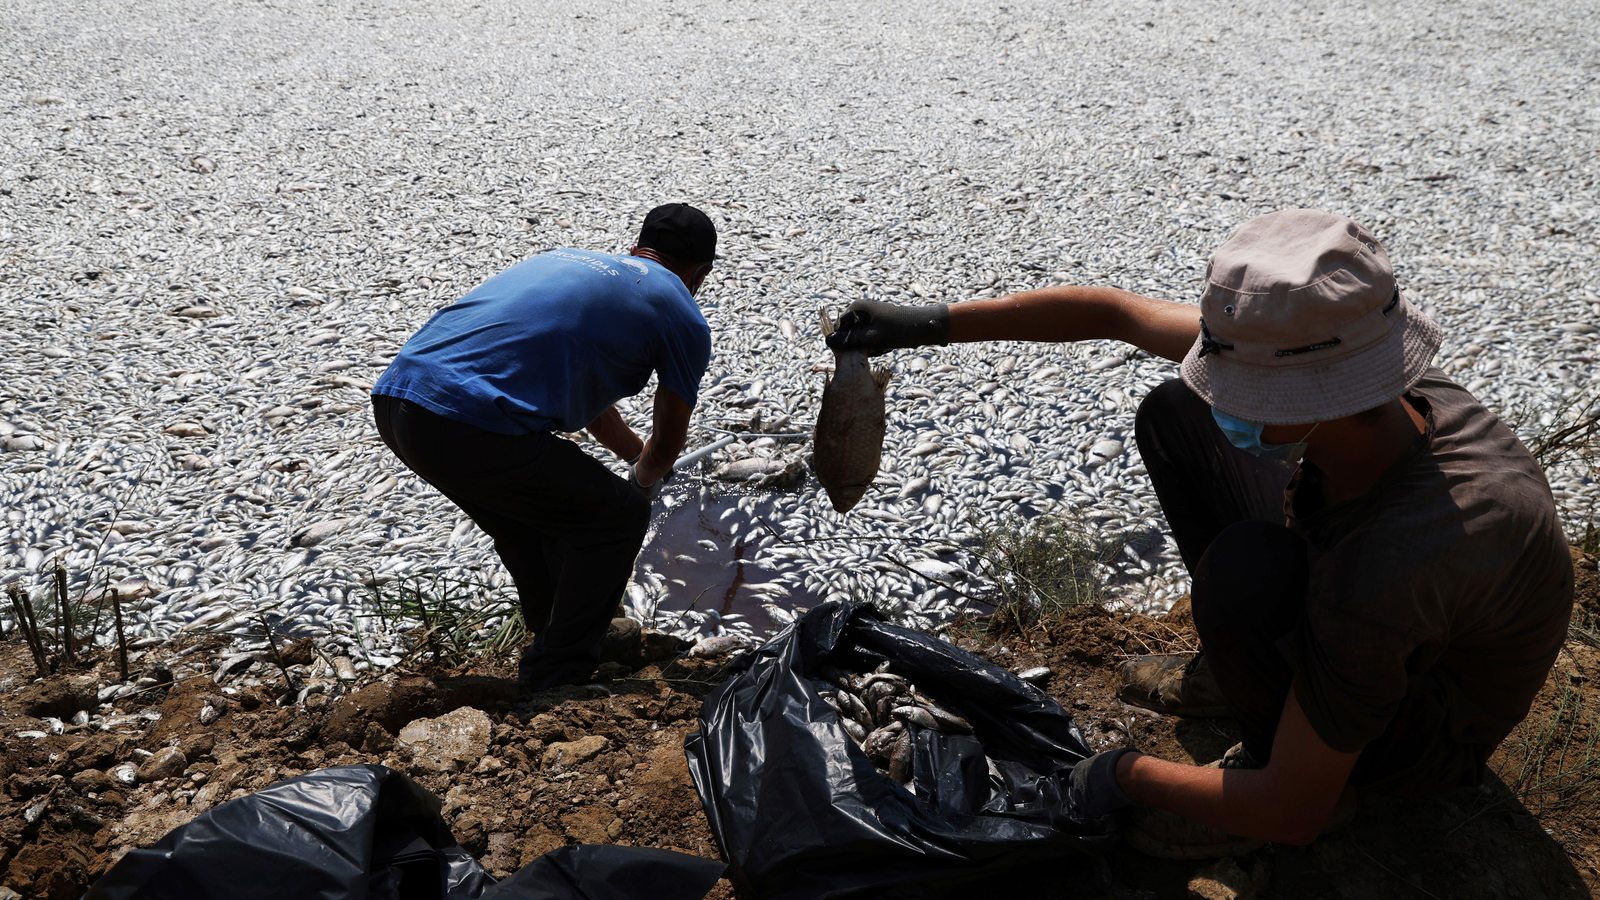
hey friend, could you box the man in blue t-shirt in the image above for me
[371,204,716,690]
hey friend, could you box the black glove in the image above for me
[825,299,951,354]
[628,462,668,502]
[1069,747,1137,821]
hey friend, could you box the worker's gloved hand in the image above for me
[825,300,951,354]
[1068,747,1138,821]
[628,462,668,501]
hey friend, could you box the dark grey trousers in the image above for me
[372,394,649,689]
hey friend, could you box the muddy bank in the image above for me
[1,546,1596,899]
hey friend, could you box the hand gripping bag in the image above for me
[684,602,1117,900]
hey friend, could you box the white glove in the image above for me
[628,462,666,501]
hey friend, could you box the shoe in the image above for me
[1123,806,1266,860]
[517,650,593,691]
[1117,653,1231,718]
[599,617,643,665]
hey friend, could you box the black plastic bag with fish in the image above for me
[84,763,725,900]
[684,602,1116,900]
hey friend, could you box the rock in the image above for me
[137,747,187,783]
[362,721,395,753]
[273,637,316,667]
[1187,857,1263,900]
[396,706,493,774]
[17,675,97,720]
[541,735,609,769]
[110,762,139,786]
[452,812,490,855]
[177,733,216,761]
[527,714,568,743]
[68,733,130,768]
[71,769,116,794]
[322,676,445,747]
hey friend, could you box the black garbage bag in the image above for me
[684,602,1116,900]
[84,764,724,900]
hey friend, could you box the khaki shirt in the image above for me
[1280,369,1574,784]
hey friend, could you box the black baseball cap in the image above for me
[637,203,717,263]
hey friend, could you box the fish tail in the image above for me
[818,308,835,337]
[871,367,893,391]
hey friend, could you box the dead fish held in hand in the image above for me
[814,308,892,513]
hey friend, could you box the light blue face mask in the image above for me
[1211,408,1320,463]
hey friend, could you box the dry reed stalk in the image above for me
[8,583,49,677]
[54,562,73,666]
[112,588,129,681]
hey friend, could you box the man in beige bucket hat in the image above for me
[827,209,1574,855]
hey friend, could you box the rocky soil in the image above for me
[1,545,1596,900]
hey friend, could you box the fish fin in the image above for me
[871,367,894,391]
[818,308,835,338]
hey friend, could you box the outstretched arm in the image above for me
[948,286,1201,363]
[826,287,1201,363]
[633,386,692,487]
[1116,690,1360,844]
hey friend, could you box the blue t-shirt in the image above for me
[373,249,711,435]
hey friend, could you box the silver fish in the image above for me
[690,635,747,658]
[921,702,973,734]
[841,717,868,742]
[893,705,938,730]
[714,457,790,481]
[889,730,914,783]
[814,309,892,513]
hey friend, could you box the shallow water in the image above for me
[633,476,824,638]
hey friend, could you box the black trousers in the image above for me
[372,394,649,688]
[1135,379,1470,795]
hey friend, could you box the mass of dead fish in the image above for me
[809,660,973,786]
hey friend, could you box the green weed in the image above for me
[364,570,525,669]
[968,509,1124,633]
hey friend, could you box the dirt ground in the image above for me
[1,546,1596,900]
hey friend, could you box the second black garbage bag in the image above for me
[684,602,1118,900]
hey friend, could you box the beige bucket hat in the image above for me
[1179,209,1442,425]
